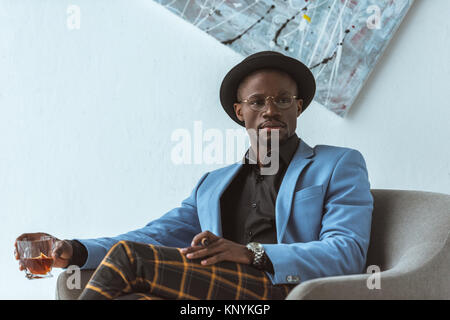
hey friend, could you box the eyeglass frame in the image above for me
[236,94,300,112]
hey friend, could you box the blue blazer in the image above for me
[76,138,373,285]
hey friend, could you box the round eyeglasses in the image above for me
[237,95,298,112]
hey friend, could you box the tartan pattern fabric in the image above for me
[78,240,296,300]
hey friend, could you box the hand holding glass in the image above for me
[16,236,55,279]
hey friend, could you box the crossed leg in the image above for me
[78,240,294,300]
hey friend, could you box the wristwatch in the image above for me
[246,242,266,270]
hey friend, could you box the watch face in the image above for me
[253,242,263,252]
[248,242,263,255]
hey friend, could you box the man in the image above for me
[15,51,373,300]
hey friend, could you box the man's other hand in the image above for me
[14,232,73,269]
[179,230,254,266]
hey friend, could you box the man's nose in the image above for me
[263,98,281,116]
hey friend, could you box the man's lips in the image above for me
[259,121,286,129]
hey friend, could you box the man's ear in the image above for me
[234,102,244,122]
[297,99,303,116]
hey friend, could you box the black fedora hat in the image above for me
[220,51,316,127]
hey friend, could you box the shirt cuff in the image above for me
[264,252,274,274]
[66,240,88,268]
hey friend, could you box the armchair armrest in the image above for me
[56,269,95,300]
[286,231,450,300]
[56,234,450,299]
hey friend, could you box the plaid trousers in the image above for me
[78,240,296,300]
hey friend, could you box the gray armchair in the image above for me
[56,189,450,300]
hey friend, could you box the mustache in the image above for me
[258,121,286,129]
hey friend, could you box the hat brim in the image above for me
[220,54,316,127]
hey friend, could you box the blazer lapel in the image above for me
[199,163,243,236]
[275,138,314,242]
[198,138,314,241]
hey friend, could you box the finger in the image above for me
[201,237,209,247]
[191,231,220,247]
[180,242,217,255]
[201,252,226,266]
[15,232,59,257]
[15,233,32,243]
[52,242,64,259]
[13,234,31,260]
[15,232,52,242]
[190,231,210,247]
[181,237,223,255]
[14,233,29,259]
[186,243,224,260]
[179,246,203,254]
[51,241,72,268]
[185,248,209,259]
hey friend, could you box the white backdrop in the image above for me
[1,0,449,299]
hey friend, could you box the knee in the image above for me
[105,241,135,263]
[108,240,132,255]
[114,240,130,248]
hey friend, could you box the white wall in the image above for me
[0,0,448,299]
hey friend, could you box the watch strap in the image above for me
[246,242,265,270]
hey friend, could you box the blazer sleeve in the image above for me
[262,149,373,285]
[74,172,209,270]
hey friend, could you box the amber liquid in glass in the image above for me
[22,253,54,276]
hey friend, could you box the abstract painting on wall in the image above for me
[154,0,414,117]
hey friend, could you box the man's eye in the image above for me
[249,100,265,105]
[277,97,291,103]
